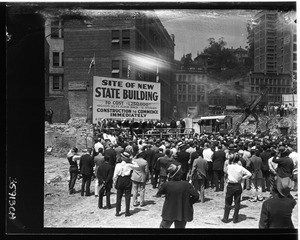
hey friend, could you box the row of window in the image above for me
[250,78,291,86]
[176,74,207,82]
[177,94,205,102]
[177,84,205,92]
[251,86,290,94]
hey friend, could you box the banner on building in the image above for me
[93,76,161,123]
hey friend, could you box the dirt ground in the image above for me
[44,155,298,229]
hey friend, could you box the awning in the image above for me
[225,105,239,110]
[200,115,227,120]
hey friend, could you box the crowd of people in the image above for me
[66,124,297,228]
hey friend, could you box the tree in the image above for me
[203,37,236,74]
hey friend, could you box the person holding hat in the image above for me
[157,163,199,228]
[113,151,137,217]
[271,146,294,198]
[67,147,81,194]
[259,177,296,228]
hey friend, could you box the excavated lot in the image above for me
[44,155,298,228]
[44,114,298,228]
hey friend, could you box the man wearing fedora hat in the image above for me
[157,163,199,228]
[259,177,296,228]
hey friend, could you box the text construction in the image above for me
[93,76,161,122]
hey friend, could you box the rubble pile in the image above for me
[238,114,297,136]
[45,118,94,157]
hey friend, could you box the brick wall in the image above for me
[45,97,70,123]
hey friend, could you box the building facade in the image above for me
[251,10,296,105]
[45,10,175,122]
[174,70,209,119]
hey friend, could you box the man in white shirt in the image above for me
[94,139,104,154]
[202,143,214,188]
[289,147,298,191]
[222,154,251,224]
[268,150,278,196]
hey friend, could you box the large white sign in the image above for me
[93,76,161,123]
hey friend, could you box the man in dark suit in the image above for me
[176,144,190,181]
[260,145,271,192]
[97,156,114,209]
[212,145,226,192]
[157,164,199,228]
[144,144,156,186]
[104,142,117,169]
[79,148,95,196]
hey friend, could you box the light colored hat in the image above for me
[167,164,182,179]
[120,151,131,162]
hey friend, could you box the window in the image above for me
[178,95,182,102]
[178,84,182,92]
[51,21,59,38]
[251,78,254,85]
[293,44,297,51]
[112,30,120,47]
[197,85,201,92]
[51,20,63,38]
[197,95,200,101]
[183,85,186,92]
[188,85,192,92]
[53,52,60,67]
[251,87,254,92]
[188,75,191,82]
[188,95,191,101]
[201,95,204,101]
[51,74,63,90]
[122,30,130,48]
[192,95,195,102]
[122,60,129,78]
[178,75,182,81]
[62,52,64,67]
[111,60,120,78]
[183,75,186,81]
[293,63,297,71]
[182,95,186,101]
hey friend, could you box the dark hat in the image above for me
[167,164,182,179]
[120,151,131,162]
[274,177,292,198]
[278,146,286,152]
[228,144,235,150]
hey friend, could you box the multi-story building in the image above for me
[174,70,209,118]
[250,10,296,105]
[45,10,175,122]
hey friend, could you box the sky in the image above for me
[155,9,259,60]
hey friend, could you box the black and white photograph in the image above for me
[6,1,298,234]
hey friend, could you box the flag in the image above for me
[127,64,131,79]
[88,55,95,74]
[156,65,159,82]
